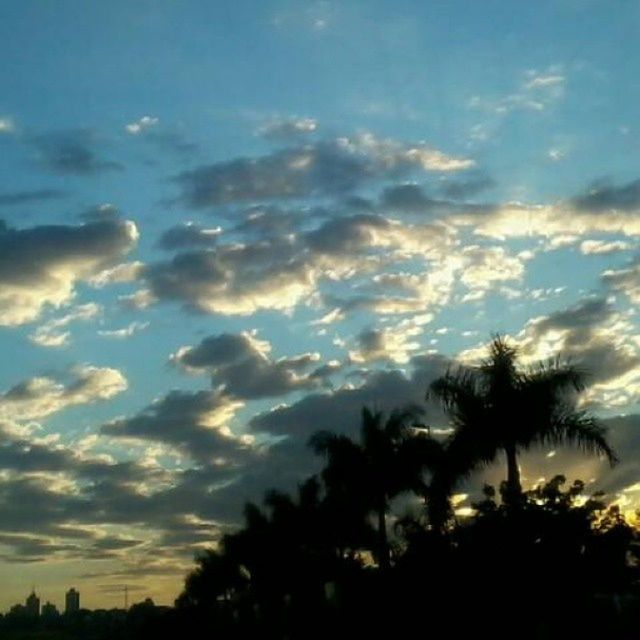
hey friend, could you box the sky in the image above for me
[1,0,640,611]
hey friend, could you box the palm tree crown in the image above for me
[309,406,442,570]
[429,336,617,514]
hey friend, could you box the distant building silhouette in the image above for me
[65,588,80,614]
[25,590,40,617]
[41,601,59,618]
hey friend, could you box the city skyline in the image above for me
[1,0,640,609]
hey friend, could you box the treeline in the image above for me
[176,338,640,638]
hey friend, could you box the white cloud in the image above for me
[29,303,102,348]
[0,366,128,423]
[0,117,15,134]
[125,116,159,135]
[580,239,631,255]
[98,321,149,339]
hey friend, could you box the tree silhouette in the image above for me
[428,335,617,517]
[309,406,442,571]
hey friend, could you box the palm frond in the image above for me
[538,412,618,466]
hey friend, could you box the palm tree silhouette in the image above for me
[428,335,617,514]
[309,406,442,571]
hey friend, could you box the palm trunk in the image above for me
[504,443,522,505]
[377,503,390,572]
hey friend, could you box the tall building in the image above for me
[25,590,40,618]
[65,588,80,614]
[41,601,59,618]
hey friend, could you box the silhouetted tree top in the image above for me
[428,336,617,510]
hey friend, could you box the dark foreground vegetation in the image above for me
[4,337,640,639]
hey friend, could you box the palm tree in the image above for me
[309,406,442,571]
[428,335,617,515]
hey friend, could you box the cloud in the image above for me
[125,116,159,135]
[232,205,304,239]
[602,258,640,304]
[157,223,222,250]
[580,239,631,255]
[0,117,15,134]
[0,366,127,423]
[172,332,320,399]
[348,315,432,364]
[174,133,473,207]
[140,212,458,317]
[0,217,138,325]
[78,203,123,222]
[250,353,451,440]
[452,201,640,240]
[523,71,565,91]
[257,116,318,141]
[0,189,68,207]
[141,242,315,316]
[89,260,144,288]
[458,245,526,291]
[570,178,640,212]
[101,389,249,464]
[469,65,565,116]
[29,302,102,347]
[98,321,149,339]
[440,174,495,200]
[29,129,122,175]
[464,297,640,410]
[125,116,198,157]
[379,184,437,213]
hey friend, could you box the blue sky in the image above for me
[1,0,640,610]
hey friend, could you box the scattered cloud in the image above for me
[157,223,222,250]
[98,321,149,339]
[29,129,122,175]
[570,178,640,212]
[257,116,318,141]
[0,117,15,134]
[172,332,321,399]
[29,303,102,348]
[174,133,473,207]
[0,366,127,423]
[125,116,159,135]
[0,217,138,325]
[101,389,249,464]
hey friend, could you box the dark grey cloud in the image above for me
[140,209,451,317]
[304,213,390,254]
[571,178,640,212]
[78,203,123,222]
[157,223,222,250]
[0,532,79,562]
[91,536,144,551]
[0,189,68,207]
[173,332,320,399]
[250,353,451,439]
[521,297,640,389]
[174,143,367,207]
[0,216,138,325]
[232,205,308,239]
[101,389,250,464]
[141,235,316,316]
[380,184,437,212]
[29,129,122,175]
[440,173,495,200]
[527,297,611,338]
[174,135,472,208]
